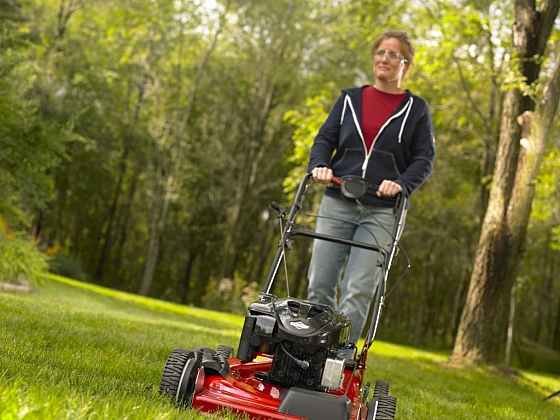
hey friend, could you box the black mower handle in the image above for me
[330,175,382,201]
[263,173,409,357]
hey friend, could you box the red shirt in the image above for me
[362,86,407,153]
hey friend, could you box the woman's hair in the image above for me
[370,31,415,65]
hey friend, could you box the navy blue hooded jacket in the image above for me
[307,86,435,207]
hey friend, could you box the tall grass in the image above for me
[1,275,559,419]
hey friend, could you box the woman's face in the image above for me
[373,37,409,84]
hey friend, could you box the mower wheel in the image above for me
[366,395,397,420]
[216,345,234,359]
[373,380,390,398]
[159,348,202,406]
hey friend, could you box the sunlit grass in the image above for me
[364,342,560,419]
[1,275,559,419]
[0,275,244,420]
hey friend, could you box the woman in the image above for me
[307,31,435,350]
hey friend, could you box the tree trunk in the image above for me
[139,191,165,295]
[538,231,555,345]
[451,0,560,365]
[451,76,522,363]
[505,281,516,366]
[553,297,560,352]
[182,252,197,303]
[413,247,434,347]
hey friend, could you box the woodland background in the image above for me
[1,0,559,373]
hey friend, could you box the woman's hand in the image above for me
[311,167,333,184]
[377,180,402,197]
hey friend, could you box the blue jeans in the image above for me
[307,194,406,345]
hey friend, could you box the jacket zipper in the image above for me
[344,95,412,177]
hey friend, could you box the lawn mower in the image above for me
[159,173,408,419]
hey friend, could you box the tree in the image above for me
[0,0,69,227]
[138,0,230,296]
[452,0,560,365]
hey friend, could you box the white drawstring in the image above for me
[398,97,413,143]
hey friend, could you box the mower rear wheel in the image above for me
[159,348,202,406]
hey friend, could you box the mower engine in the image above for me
[237,293,351,391]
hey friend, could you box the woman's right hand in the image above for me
[311,167,334,184]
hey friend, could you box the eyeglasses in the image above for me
[374,49,407,63]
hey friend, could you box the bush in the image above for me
[0,218,49,288]
[48,253,88,282]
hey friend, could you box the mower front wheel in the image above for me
[159,348,204,406]
[373,380,389,398]
[366,394,397,420]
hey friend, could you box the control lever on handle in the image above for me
[269,201,286,217]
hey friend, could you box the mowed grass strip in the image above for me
[1,275,559,419]
[0,275,244,420]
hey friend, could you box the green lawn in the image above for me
[1,275,559,419]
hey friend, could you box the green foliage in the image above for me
[0,218,48,287]
[1,1,79,227]
[283,86,335,193]
[531,150,559,229]
[552,226,560,252]
[0,52,65,226]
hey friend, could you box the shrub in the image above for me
[0,217,49,288]
[48,253,88,282]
